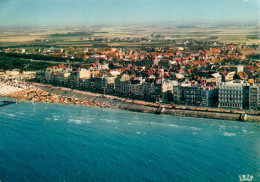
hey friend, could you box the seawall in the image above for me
[37,85,260,123]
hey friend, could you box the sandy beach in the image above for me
[0,78,33,96]
[0,79,109,108]
[0,83,30,97]
[0,84,24,96]
[1,79,259,122]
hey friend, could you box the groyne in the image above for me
[36,85,260,123]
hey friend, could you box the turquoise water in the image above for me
[0,97,259,182]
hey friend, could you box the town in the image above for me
[1,39,260,111]
[1,0,260,181]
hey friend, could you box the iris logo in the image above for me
[239,175,253,181]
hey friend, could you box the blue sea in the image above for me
[0,97,259,182]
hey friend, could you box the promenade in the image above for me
[33,83,260,122]
[1,79,259,122]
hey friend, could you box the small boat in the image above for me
[0,100,16,107]
[3,100,16,104]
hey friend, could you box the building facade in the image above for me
[249,84,260,111]
[218,80,247,109]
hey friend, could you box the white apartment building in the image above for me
[218,80,245,109]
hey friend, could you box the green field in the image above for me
[0,24,259,48]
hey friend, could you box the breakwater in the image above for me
[35,85,260,122]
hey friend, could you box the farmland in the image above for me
[0,23,259,48]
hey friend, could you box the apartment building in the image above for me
[218,80,248,109]
[249,83,260,110]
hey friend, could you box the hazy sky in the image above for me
[0,0,259,26]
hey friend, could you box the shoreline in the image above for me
[1,81,260,122]
[31,82,260,122]
[0,81,108,108]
